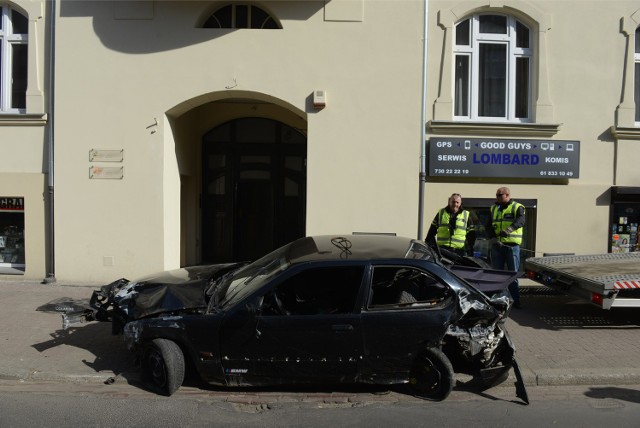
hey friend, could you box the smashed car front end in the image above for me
[62,263,245,333]
[438,267,528,403]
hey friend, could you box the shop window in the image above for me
[610,187,640,253]
[202,3,280,29]
[0,4,27,113]
[0,197,25,274]
[611,205,638,253]
[454,14,532,122]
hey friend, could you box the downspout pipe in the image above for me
[417,0,429,240]
[43,0,56,284]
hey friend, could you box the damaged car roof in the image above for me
[283,235,435,264]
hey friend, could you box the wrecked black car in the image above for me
[65,234,527,403]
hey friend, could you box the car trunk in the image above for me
[448,265,519,295]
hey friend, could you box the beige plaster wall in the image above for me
[0,126,46,172]
[46,0,640,282]
[616,140,640,186]
[52,0,424,282]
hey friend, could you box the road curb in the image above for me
[0,369,141,384]
[4,367,639,389]
[535,368,640,386]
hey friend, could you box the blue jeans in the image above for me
[490,243,520,303]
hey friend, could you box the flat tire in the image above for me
[408,347,454,401]
[143,338,185,396]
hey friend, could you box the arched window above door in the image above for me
[202,3,281,29]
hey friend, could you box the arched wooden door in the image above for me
[202,118,306,262]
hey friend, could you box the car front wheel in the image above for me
[408,347,454,401]
[142,338,185,396]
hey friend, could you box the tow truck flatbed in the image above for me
[524,252,640,309]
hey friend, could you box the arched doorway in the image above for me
[201,117,306,262]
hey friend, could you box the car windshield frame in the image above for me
[208,244,291,312]
[405,240,436,261]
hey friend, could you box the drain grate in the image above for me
[588,399,625,409]
[540,316,615,327]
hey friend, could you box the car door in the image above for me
[219,264,366,385]
[360,264,457,383]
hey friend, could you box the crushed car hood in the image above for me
[94,263,244,321]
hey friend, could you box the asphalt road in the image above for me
[1,380,639,428]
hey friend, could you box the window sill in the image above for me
[611,126,640,140]
[428,121,561,138]
[0,113,48,126]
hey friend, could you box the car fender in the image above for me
[123,314,226,383]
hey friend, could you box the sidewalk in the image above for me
[1,279,640,390]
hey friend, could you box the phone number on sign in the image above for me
[539,171,574,176]
[433,169,470,175]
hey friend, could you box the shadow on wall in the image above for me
[59,1,324,54]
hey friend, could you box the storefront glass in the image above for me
[0,197,25,274]
[611,203,639,253]
[609,187,640,254]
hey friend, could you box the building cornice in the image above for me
[0,114,48,126]
[427,121,561,138]
[610,126,640,141]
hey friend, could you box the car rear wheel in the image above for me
[143,338,185,396]
[408,347,454,401]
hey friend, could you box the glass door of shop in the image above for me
[609,187,640,253]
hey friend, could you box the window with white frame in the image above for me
[0,4,27,113]
[454,14,532,122]
[635,27,640,124]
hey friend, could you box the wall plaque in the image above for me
[89,149,124,162]
[89,166,124,180]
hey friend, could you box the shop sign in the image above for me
[428,138,580,179]
[0,197,24,212]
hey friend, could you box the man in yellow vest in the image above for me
[488,186,526,309]
[426,193,476,256]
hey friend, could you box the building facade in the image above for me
[1,0,640,283]
[0,0,48,277]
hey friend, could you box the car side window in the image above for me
[260,266,364,316]
[368,266,452,309]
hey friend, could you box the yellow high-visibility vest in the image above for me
[435,208,471,249]
[491,201,524,245]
